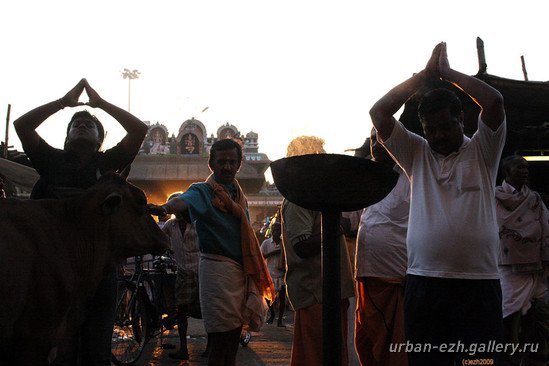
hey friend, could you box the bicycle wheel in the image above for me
[111,282,149,365]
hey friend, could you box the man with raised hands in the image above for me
[14,78,148,365]
[369,42,506,365]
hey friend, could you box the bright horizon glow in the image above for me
[2,1,549,183]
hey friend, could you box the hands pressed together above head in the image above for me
[423,41,450,82]
[58,78,104,110]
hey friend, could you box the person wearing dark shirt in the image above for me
[14,78,148,365]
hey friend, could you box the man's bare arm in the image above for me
[369,43,442,141]
[369,72,427,142]
[148,198,189,217]
[14,79,86,152]
[438,43,504,131]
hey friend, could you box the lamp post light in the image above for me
[121,68,140,112]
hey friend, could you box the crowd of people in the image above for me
[2,41,548,366]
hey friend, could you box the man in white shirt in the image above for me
[369,42,506,365]
[260,222,287,327]
[355,128,410,366]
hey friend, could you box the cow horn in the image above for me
[119,165,131,180]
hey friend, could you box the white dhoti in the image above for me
[199,253,268,333]
[499,266,548,318]
[199,253,246,333]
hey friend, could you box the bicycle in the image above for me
[111,254,178,366]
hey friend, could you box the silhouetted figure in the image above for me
[14,78,148,366]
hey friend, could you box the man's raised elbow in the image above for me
[137,122,149,137]
[369,107,393,140]
[131,122,148,141]
[489,90,504,110]
[369,106,382,122]
[480,90,506,129]
[480,86,504,112]
[484,90,505,118]
[13,118,23,132]
[369,105,391,127]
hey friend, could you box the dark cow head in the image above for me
[86,173,169,259]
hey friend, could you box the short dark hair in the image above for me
[208,138,243,166]
[65,110,105,150]
[500,155,526,178]
[418,88,462,120]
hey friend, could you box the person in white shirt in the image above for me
[162,193,201,361]
[354,128,410,366]
[260,222,287,327]
[496,155,549,365]
[369,42,506,365]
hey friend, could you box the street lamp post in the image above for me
[121,68,140,112]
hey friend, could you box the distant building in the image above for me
[131,117,282,230]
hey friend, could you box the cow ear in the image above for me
[100,193,122,215]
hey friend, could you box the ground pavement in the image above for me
[121,310,295,366]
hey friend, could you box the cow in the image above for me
[0,173,169,365]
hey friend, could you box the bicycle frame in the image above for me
[111,255,178,366]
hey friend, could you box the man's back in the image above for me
[356,166,409,279]
[281,200,355,310]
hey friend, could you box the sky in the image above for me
[1,1,548,182]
